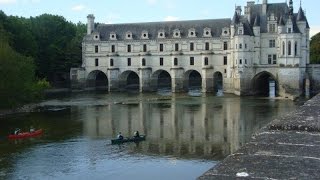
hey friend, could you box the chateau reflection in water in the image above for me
[78,94,293,160]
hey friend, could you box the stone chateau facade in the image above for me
[71,0,313,99]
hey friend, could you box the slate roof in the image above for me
[86,2,309,41]
[91,19,231,41]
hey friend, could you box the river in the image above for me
[0,91,300,180]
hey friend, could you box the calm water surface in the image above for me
[0,92,299,180]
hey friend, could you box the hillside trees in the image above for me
[310,32,320,64]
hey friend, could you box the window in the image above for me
[224,69,227,74]
[268,55,277,64]
[175,43,179,51]
[127,45,131,52]
[174,58,178,66]
[142,58,146,66]
[273,55,277,64]
[269,40,276,48]
[190,43,194,51]
[295,41,298,56]
[245,59,247,64]
[160,57,163,66]
[288,41,292,55]
[288,28,292,33]
[143,44,147,52]
[245,44,247,49]
[160,44,164,52]
[110,59,114,66]
[239,44,242,49]
[205,42,210,50]
[239,30,243,35]
[224,56,227,65]
[204,57,208,65]
[282,42,285,55]
[190,57,194,65]
[95,58,99,66]
[95,45,98,53]
[223,42,228,50]
[127,58,131,66]
[268,55,272,64]
[269,24,276,33]
[111,45,115,53]
[239,59,242,64]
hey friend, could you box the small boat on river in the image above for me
[111,135,146,144]
[8,129,43,139]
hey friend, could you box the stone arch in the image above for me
[213,71,223,92]
[86,70,108,90]
[252,71,278,97]
[119,71,140,91]
[151,70,172,90]
[184,70,202,90]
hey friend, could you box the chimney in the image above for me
[87,14,95,35]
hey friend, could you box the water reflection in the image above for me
[0,93,298,179]
[79,93,295,159]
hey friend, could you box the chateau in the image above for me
[71,0,316,98]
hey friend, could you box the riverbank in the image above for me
[198,93,320,179]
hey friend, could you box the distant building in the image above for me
[71,0,314,99]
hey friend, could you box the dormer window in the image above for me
[173,29,181,38]
[222,27,229,36]
[269,23,276,33]
[141,31,149,39]
[188,28,196,37]
[238,27,244,35]
[126,31,133,40]
[93,32,100,40]
[158,30,165,38]
[110,32,117,40]
[203,28,212,37]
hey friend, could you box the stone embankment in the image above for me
[199,94,320,179]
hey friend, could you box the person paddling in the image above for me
[117,132,124,140]
[14,128,21,135]
[133,131,140,138]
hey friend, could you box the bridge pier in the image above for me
[107,68,120,92]
[171,68,184,93]
[202,68,214,93]
[139,68,153,92]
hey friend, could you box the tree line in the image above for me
[0,11,85,108]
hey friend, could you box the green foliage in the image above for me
[0,41,42,108]
[0,11,85,82]
[310,32,320,64]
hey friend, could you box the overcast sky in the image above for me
[1,0,319,37]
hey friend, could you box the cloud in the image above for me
[164,16,179,21]
[146,0,157,6]
[71,4,86,12]
[0,0,16,5]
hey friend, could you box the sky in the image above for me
[0,0,319,37]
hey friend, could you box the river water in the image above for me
[0,91,299,180]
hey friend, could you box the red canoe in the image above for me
[8,129,43,139]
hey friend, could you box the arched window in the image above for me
[282,42,285,55]
[110,59,114,66]
[288,41,291,56]
[294,41,298,56]
[142,58,146,66]
[204,57,209,65]
[174,58,178,66]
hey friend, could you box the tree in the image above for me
[0,39,47,108]
[310,32,320,64]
